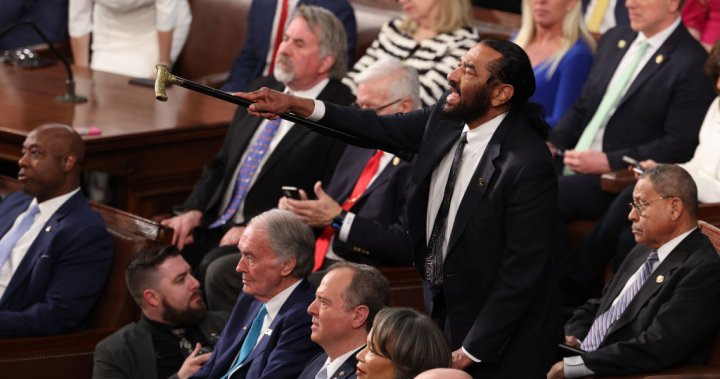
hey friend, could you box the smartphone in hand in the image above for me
[622,155,645,174]
[281,186,301,200]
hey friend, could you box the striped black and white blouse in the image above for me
[343,18,480,107]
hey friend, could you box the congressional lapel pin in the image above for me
[337,370,346,377]
[392,156,401,166]
[655,54,664,64]
[45,225,52,232]
[242,325,248,332]
[478,177,486,188]
[656,275,664,283]
[264,328,273,336]
[618,39,627,49]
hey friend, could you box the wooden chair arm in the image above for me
[601,170,637,194]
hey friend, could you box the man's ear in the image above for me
[280,258,297,277]
[491,84,514,107]
[318,54,335,75]
[62,153,77,173]
[352,305,370,329]
[144,289,161,308]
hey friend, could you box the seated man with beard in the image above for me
[93,246,229,379]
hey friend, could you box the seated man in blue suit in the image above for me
[299,262,390,379]
[220,0,356,92]
[0,123,113,337]
[548,165,720,378]
[189,209,320,379]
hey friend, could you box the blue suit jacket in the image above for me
[0,0,69,50]
[0,191,113,337]
[320,97,562,378]
[550,24,715,170]
[221,0,357,92]
[325,145,413,266]
[191,279,321,379]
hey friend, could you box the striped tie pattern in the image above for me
[581,250,659,351]
[210,119,282,228]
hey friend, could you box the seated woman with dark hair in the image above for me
[356,307,451,379]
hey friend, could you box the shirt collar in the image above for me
[287,78,329,99]
[325,345,364,377]
[656,227,696,263]
[636,17,681,50]
[464,112,507,145]
[264,279,302,321]
[35,187,80,218]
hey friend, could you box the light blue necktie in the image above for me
[210,118,282,228]
[315,361,329,379]
[222,305,268,379]
[581,250,658,351]
[0,204,40,268]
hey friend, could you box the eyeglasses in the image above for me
[628,196,673,216]
[351,98,403,112]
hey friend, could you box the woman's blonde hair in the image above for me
[514,0,596,77]
[400,0,473,35]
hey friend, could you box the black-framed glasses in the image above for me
[628,196,673,216]
[351,98,403,112]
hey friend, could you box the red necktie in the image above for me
[267,0,289,75]
[313,150,384,271]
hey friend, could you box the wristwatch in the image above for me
[331,210,347,231]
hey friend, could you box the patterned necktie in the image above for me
[210,119,282,228]
[222,305,268,379]
[313,150,384,271]
[171,327,194,357]
[581,250,659,351]
[0,203,40,269]
[564,40,649,175]
[425,132,468,285]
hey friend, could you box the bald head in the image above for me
[415,368,472,379]
[18,124,85,202]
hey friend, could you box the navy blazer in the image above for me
[319,95,562,378]
[325,145,413,266]
[191,279,321,379]
[298,349,360,379]
[0,191,113,337]
[566,229,720,376]
[183,76,352,227]
[550,24,714,170]
[221,0,357,92]
[0,0,69,50]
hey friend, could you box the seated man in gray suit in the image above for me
[93,245,228,379]
[299,262,390,379]
[548,164,720,378]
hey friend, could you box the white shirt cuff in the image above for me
[461,347,482,363]
[564,356,595,378]
[308,100,325,121]
[338,212,355,242]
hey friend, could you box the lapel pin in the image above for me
[478,177,485,188]
[45,225,52,232]
[338,370,345,376]
[392,156,401,166]
[264,328,273,336]
[655,54,664,64]
[242,326,248,331]
[656,275,664,283]
[618,39,627,48]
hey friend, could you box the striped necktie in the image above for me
[0,203,40,269]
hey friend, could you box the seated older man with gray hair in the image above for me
[190,209,320,379]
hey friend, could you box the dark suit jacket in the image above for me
[320,95,562,378]
[191,279,321,379]
[298,349,360,379]
[325,146,413,266]
[581,0,629,29]
[220,0,357,92]
[183,76,352,230]
[0,191,113,337]
[92,311,229,379]
[550,24,714,170]
[566,229,720,376]
[0,0,69,50]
